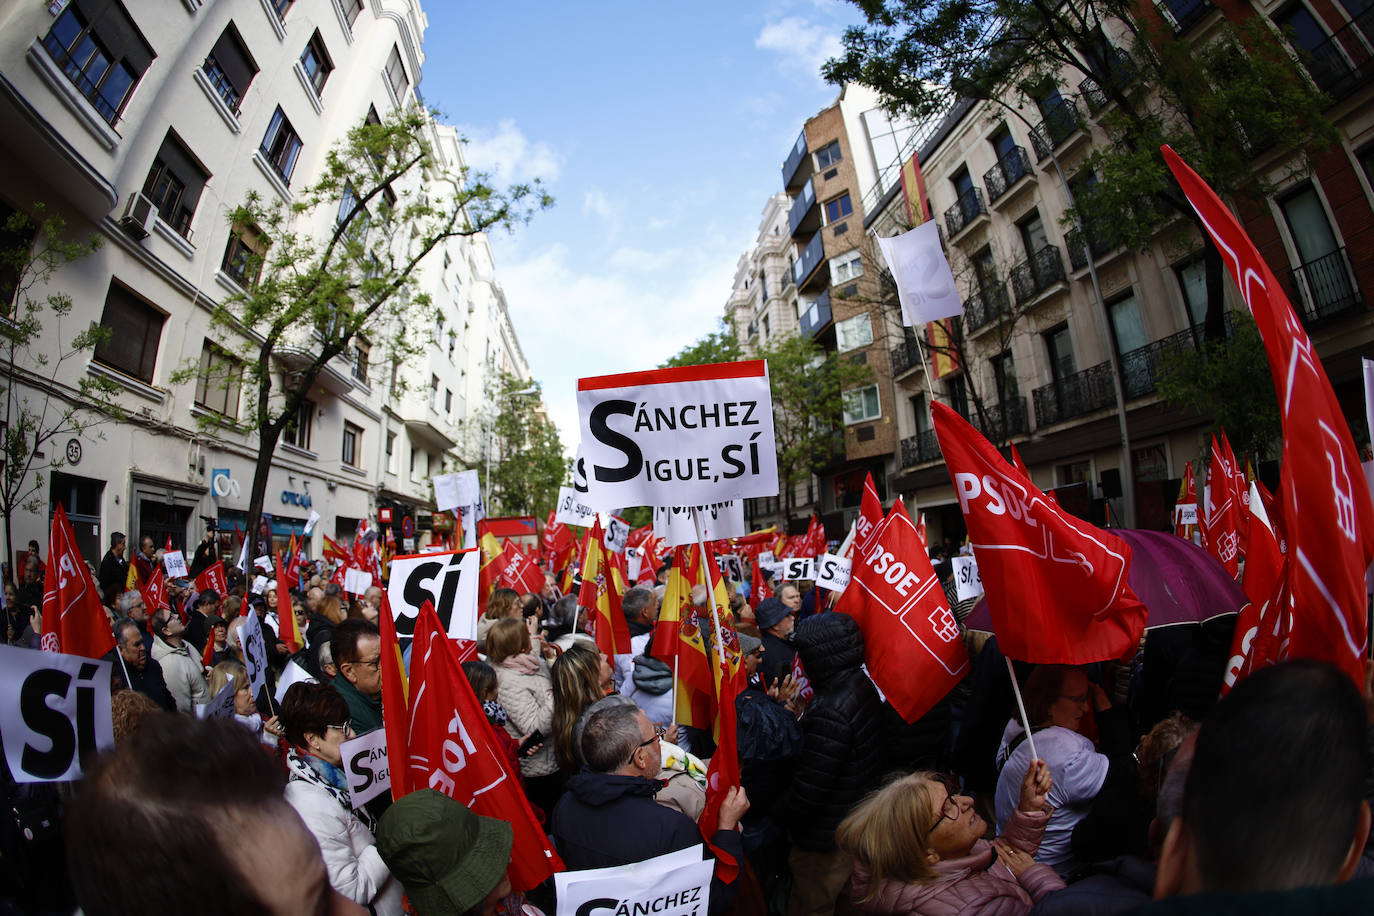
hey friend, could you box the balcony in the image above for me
[1065,225,1117,271]
[970,397,1030,442]
[1286,246,1364,324]
[799,289,832,337]
[1010,244,1066,304]
[782,129,814,192]
[793,232,827,290]
[944,186,988,238]
[901,429,942,467]
[788,180,820,238]
[984,147,1033,205]
[1156,0,1213,34]
[891,336,924,378]
[964,283,1012,333]
[41,35,128,126]
[202,56,242,117]
[1030,98,1081,162]
[1033,361,1117,427]
[747,321,758,339]
[1301,11,1374,102]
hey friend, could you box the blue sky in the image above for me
[420,0,865,449]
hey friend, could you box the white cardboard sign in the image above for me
[341,728,391,809]
[344,568,373,595]
[198,676,237,720]
[386,549,479,643]
[717,554,744,582]
[814,553,852,592]
[554,845,714,916]
[555,485,598,527]
[0,645,113,783]
[274,659,316,703]
[432,473,461,512]
[626,547,643,582]
[780,557,816,581]
[952,555,984,602]
[304,510,321,535]
[162,550,188,579]
[875,221,963,327]
[652,501,747,548]
[603,514,630,554]
[1174,503,1199,526]
[239,608,270,702]
[576,360,778,508]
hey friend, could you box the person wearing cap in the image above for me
[376,790,519,916]
[204,615,233,668]
[755,597,797,689]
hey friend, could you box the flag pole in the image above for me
[691,509,729,669]
[1005,656,1039,763]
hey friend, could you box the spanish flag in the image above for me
[476,530,504,615]
[379,591,410,800]
[275,550,304,653]
[579,518,633,657]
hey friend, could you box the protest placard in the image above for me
[626,547,643,582]
[275,659,316,703]
[576,360,778,507]
[254,556,274,574]
[555,485,598,527]
[386,549,479,642]
[603,514,629,554]
[240,608,270,702]
[780,557,816,581]
[554,845,713,916]
[652,500,746,548]
[433,473,461,512]
[198,677,237,720]
[1174,503,1199,527]
[0,645,112,783]
[162,550,188,579]
[815,554,852,592]
[341,729,390,808]
[343,568,372,595]
[717,554,743,582]
[952,554,984,601]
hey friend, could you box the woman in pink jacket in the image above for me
[836,760,1064,915]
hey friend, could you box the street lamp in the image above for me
[950,78,1136,528]
[484,384,539,510]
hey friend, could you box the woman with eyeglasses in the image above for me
[278,681,403,915]
[836,760,1062,915]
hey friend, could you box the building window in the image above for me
[142,132,208,240]
[259,107,302,184]
[1045,324,1076,382]
[824,193,853,224]
[337,182,357,226]
[41,1,153,126]
[93,282,164,384]
[273,0,295,21]
[842,384,881,424]
[352,339,369,384]
[1108,291,1147,355]
[284,398,314,451]
[341,0,364,26]
[429,373,439,410]
[202,23,256,116]
[836,314,873,352]
[386,432,397,473]
[299,30,332,96]
[1018,210,1049,258]
[195,341,243,418]
[947,374,970,418]
[1279,182,1355,316]
[222,222,268,288]
[1175,258,1208,328]
[444,388,453,413]
[991,351,1018,404]
[448,330,457,359]
[815,140,842,169]
[384,45,409,101]
[830,250,863,283]
[342,422,362,467]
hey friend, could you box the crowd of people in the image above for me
[3,523,1374,916]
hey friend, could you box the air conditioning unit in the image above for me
[119,192,155,239]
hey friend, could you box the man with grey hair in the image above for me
[117,590,154,654]
[613,585,659,691]
[552,698,748,912]
[104,617,174,711]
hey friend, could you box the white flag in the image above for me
[876,221,962,327]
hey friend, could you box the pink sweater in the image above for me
[849,808,1066,916]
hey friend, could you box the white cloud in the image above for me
[495,242,740,452]
[456,119,563,186]
[755,16,842,85]
[583,188,613,219]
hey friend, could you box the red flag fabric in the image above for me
[542,511,574,573]
[1202,435,1241,579]
[835,499,969,723]
[193,561,228,600]
[733,528,779,559]
[378,592,410,801]
[751,559,773,603]
[1241,481,1284,610]
[650,546,693,665]
[1009,444,1030,479]
[323,534,349,563]
[855,472,884,559]
[1165,145,1374,686]
[579,518,634,657]
[201,626,217,670]
[476,531,505,615]
[1222,432,1250,559]
[275,551,304,654]
[283,533,301,591]
[405,603,562,891]
[626,524,654,551]
[498,543,545,596]
[915,512,928,551]
[140,565,168,614]
[1174,462,1198,541]
[41,503,116,659]
[801,515,827,557]
[931,401,1147,664]
[698,653,743,883]
[636,536,663,586]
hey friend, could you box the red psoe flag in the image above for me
[140,565,168,615]
[1162,145,1374,686]
[1241,481,1284,611]
[855,472,885,558]
[801,514,828,557]
[1203,435,1242,579]
[698,654,743,883]
[836,499,969,723]
[636,536,663,586]
[41,503,116,659]
[498,543,545,596]
[193,561,228,600]
[406,603,562,892]
[932,401,1146,664]
[1174,462,1198,541]
[1009,444,1031,479]
[751,559,773,603]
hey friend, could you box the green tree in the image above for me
[661,321,743,368]
[488,371,566,517]
[0,204,121,566]
[1156,315,1280,462]
[761,333,873,524]
[176,106,551,559]
[824,1,1336,339]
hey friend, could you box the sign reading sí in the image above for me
[576,360,778,508]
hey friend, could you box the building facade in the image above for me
[0,0,535,565]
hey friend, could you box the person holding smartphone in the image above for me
[487,617,563,817]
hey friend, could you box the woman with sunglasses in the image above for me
[278,681,403,915]
[836,760,1062,915]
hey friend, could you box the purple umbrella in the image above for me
[963,528,1247,633]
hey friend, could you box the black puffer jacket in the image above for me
[783,612,883,851]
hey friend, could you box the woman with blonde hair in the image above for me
[476,587,520,652]
[836,760,1062,915]
[208,660,282,746]
[550,642,614,771]
[487,615,562,813]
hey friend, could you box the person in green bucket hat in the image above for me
[376,790,515,916]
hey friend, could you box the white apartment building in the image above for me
[0,0,534,564]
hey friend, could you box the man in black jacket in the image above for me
[755,597,797,688]
[783,612,883,916]
[98,532,128,596]
[105,617,174,711]
[553,698,749,913]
